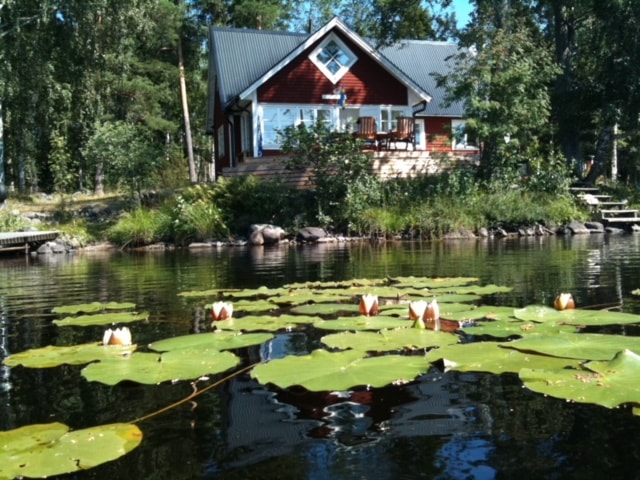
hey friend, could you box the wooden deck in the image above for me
[0,231,60,253]
[222,151,479,188]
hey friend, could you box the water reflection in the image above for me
[2,235,640,478]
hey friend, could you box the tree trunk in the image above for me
[178,37,197,184]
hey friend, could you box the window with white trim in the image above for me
[310,34,357,84]
[451,119,477,150]
[261,106,333,149]
[380,108,407,132]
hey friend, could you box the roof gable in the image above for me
[209,17,464,116]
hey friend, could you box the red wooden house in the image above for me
[207,17,478,183]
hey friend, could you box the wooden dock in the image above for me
[0,231,60,254]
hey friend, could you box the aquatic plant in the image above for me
[4,278,640,477]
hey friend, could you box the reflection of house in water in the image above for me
[215,361,495,472]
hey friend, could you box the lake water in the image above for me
[2,234,640,479]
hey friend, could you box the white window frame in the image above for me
[309,34,357,84]
[451,119,478,150]
[380,107,409,133]
[259,105,336,150]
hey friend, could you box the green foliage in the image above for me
[106,207,170,247]
[208,176,307,232]
[0,208,29,232]
[83,121,165,202]
[279,120,379,229]
[168,193,228,245]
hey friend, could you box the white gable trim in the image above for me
[236,17,432,104]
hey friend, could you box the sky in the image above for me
[452,0,473,28]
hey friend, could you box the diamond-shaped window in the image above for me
[310,35,357,84]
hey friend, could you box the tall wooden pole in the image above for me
[178,37,197,183]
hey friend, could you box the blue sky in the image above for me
[452,0,473,27]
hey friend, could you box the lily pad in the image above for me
[251,349,427,391]
[51,302,136,314]
[53,311,149,327]
[514,305,640,326]
[321,328,459,352]
[148,331,273,352]
[442,305,517,322]
[290,303,360,316]
[0,422,142,479]
[465,319,579,338]
[425,341,580,374]
[520,349,640,408]
[387,276,479,289]
[212,314,321,332]
[205,300,277,314]
[430,284,513,295]
[313,315,410,331]
[2,343,136,368]
[82,348,239,385]
[505,332,640,361]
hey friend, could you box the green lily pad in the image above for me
[82,349,239,385]
[514,305,640,326]
[387,276,479,289]
[520,349,640,408]
[212,314,321,332]
[205,300,277,314]
[506,332,640,361]
[53,311,149,327]
[2,343,136,368]
[313,315,410,331]
[251,349,427,391]
[290,303,360,316]
[425,341,580,374]
[430,284,512,295]
[51,302,136,314]
[321,328,459,352]
[442,305,517,322]
[0,422,142,479]
[148,331,273,352]
[465,319,579,338]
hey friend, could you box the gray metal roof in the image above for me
[210,27,308,107]
[379,40,465,117]
[209,23,464,117]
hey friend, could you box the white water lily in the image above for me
[211,301,233,321]
[103,327,132,346]
[408,300,428,321]
[554,293,575,311]
[359,294,379,316]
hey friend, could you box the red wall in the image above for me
[258,32,407,105]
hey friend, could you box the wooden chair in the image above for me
[389,116,415,150]
[355,117,378,149]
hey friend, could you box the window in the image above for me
[261,106,333,149]
[217,125,226,157]
[380,108,406,132]
[310,34,357,84]
[451,119,477,150]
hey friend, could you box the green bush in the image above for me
[106,208,170,247]
[0,209,30,233]
[168,195,228,245]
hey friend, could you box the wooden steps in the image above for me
[571,185,640,228]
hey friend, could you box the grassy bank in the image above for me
[0,171,599,248]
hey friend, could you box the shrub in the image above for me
[168,195,228,245]
[106,208,169,247]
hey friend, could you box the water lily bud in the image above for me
[103,327,132,346]
[359,294,379,316]
[211,301,233,321]
[424,299,441,331]
[554,293,575,311]
[409,300,428,321]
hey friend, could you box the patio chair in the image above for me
[355,116,378,149]
[389,116,415,150]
